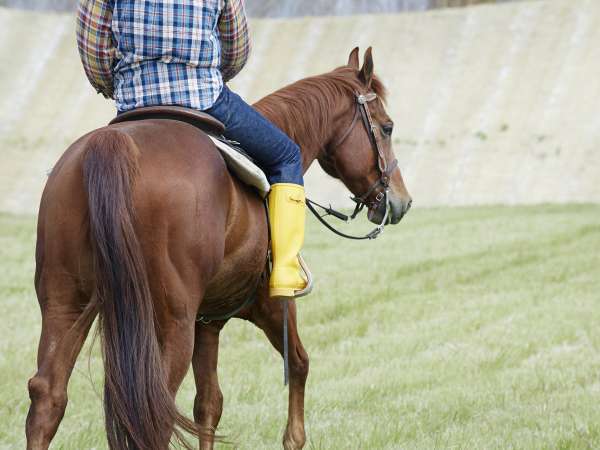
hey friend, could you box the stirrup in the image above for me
[294,254,313,298]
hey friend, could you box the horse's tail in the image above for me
[82,129,199,450]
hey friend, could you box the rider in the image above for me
[76,0,308,299]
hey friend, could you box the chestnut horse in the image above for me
[26,48,411,450]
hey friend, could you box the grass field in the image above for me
[1,204,599,449]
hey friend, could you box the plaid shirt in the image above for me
[76,0,251,112]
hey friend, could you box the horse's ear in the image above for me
[359,47,374,87]
[347,47,360,70]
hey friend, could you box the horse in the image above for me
[25,47,412,450]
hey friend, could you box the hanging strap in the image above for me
[283,299,289,385]
[306,197,388,241]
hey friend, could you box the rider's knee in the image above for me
[263,139,303,185]
[277,141,303,184]
[279,139,301,166]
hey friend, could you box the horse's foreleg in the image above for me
[249,294,309,450]
[192,321,226,450]
[26,285,95,450]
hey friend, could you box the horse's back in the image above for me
[41,119,229,216]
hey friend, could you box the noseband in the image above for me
[305,91,399,240]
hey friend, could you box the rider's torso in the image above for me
[111,0,225,112]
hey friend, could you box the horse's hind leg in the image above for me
[246,292,309,450]
[156,313,198,447]
[26,274,95,450]
[191,321,226,450]
[147,263,206,448]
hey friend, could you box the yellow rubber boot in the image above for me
[268,183,308,298]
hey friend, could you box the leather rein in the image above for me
[306,91,398,240]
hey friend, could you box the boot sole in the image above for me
[269,287,298,298]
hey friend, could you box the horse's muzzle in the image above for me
[369,192,412,225]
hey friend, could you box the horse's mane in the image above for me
[255,66,387,153]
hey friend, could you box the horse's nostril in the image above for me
[407,199,413,211]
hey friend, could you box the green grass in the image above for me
[1,205,600,449]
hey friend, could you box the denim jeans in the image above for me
[205,85,304,185]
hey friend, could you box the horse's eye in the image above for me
[382,122,394,136]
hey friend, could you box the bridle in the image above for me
[288,91,399,382]
[334,91,398,211]
[306,91,398,240]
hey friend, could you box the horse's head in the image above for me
[320,47,412,225]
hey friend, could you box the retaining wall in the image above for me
[1,0,598,213]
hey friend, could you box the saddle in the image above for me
[109,106,271,198]
[111,105,226,134]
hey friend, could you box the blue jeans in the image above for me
[205,85,304,185]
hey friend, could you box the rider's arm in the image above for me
[218,0,251,83]
[76,0,115,99]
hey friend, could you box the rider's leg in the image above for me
[206,86,303,185]
[206,86,308,298]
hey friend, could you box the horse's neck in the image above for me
[254,84,348,174]
[253,107,326,173]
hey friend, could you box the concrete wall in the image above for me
[0,0,528,15]
[1,0,599,213]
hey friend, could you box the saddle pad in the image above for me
[208,136,271,198]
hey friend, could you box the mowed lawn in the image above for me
[1,205,599,449]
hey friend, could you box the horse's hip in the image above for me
[39,120,268,317]
[118,120,269,311]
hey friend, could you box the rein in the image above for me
[306,197,388,240]
[306,91,397,240]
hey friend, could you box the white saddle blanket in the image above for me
[208,136,271,198]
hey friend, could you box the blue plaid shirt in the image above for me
[113,0,223,112]
[78,0,249,112]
